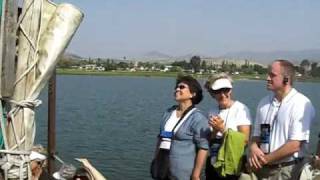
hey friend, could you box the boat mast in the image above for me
[0,0,17,98]
[48,71,56,175]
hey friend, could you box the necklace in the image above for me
[216,105,232,134]
[219,100,234,128]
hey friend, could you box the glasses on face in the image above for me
[36,160,44,168]
[209,88,231,95]
[175,84,188,90]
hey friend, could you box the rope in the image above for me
[15,0,45,86]
[8,99,42,110]
[0,154,30,179]
[0,98,42,180]
[54,154,65,164]
[16,0,35,32]
[6,99,42,150]
[2,0,44,177]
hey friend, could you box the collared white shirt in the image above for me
[253,88,315,163]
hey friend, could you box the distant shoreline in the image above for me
[56,69,320,82]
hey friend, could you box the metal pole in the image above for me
[48,70,56,175]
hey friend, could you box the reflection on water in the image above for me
[35,75,320,180]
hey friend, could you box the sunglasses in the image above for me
[36,160,45,168]
[209,88,231,94]
[175,84,188,90]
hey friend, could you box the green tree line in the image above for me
[58,56,320,77]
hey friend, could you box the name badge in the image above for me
[159,131,174,150]
[260,124,271,154]
[160,130,173,138]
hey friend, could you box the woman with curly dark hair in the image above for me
[151,75,210,180]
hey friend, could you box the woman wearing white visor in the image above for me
[204,73,252,180]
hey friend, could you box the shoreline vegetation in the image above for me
[57,69,320,82]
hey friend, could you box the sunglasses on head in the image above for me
[175,84,188,90]
[209,88,231,94]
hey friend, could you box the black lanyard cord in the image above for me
[171,105,195,135]
[264,91,298,130]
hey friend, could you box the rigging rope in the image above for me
[0,0,45,179]
[0,98,41,180]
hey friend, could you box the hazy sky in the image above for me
[53,0,320,58]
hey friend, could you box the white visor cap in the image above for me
[211,78,232,90]
[30,151,46,161]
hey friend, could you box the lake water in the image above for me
[35,75,320,180]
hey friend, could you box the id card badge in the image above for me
[260,124,270,154]
[160,130,173,138]
[159,131,173,150]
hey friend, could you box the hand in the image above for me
[75,158,92,167]
[248,143,266,170]
[209,116,225,133]
[259,154,270,166]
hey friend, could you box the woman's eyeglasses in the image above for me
[209,88,231,95]
[176,84,188,90]
[36,160,45,168]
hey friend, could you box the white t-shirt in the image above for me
[159,108,196,149]
[164,110,179,132]
[208,101,252,137]
[160,110,179,149]
[253,88,315,163]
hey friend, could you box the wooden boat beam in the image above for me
[48,71,56,175]
[0,0,17,98]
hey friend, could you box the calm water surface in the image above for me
[35,75,320,180]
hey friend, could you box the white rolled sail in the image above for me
[1,0,83,179]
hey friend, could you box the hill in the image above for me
[63,49,320,65]
[222,49,320,65]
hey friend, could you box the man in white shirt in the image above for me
[248,60,315,180]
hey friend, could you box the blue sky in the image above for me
[53,0,320,58]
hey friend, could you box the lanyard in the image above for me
[160,105,195,139]
[171,105,195,134]
[264,98,281,131]
[220,108,230,129]
[264,91,298,130]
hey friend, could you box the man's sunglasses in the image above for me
[209,88,231,94]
